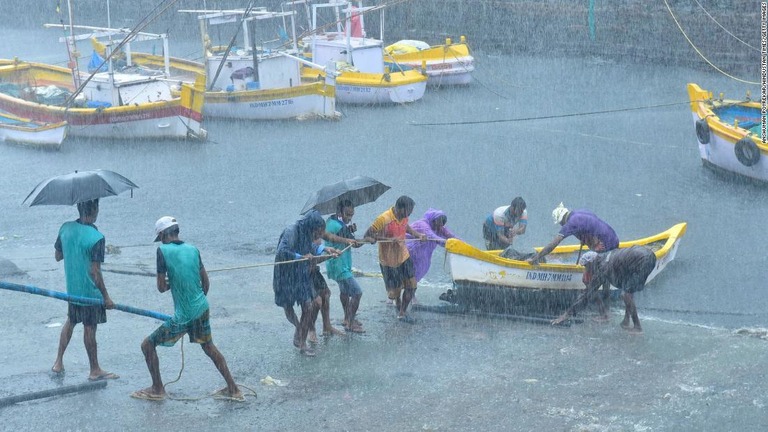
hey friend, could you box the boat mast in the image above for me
[65,0,81,89]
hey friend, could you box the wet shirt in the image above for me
[587,246,657,291]
[55,220,105,304]
[484,206,528,238]
[157,241,209,324]
[369,207,410,267]
[558,209,619,252]
[325,214,354,281]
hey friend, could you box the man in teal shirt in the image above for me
[131,216,242,401]
[51,199,118,381]
[325,200,368,333]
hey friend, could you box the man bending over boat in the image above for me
[552,246,657,333]
[364,196,426,323]
[527,203,619,319]
[482,197,527,250]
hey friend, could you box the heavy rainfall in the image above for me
[0,0,766,430]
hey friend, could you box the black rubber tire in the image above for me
[734,137,761,167]
[695,119,710,144]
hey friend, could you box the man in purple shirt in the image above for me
[527,203,619,320]
[527,203,619,265]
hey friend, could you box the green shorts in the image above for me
[149,309,212,347]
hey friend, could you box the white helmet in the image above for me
[552,202,569,224]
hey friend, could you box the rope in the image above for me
[662,0,759,85]
[409,100,693,126]
[692,0,759,52]
[162,339,259,402]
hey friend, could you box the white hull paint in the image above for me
[203,93,336,120]
[68,117,203,140]
[0,123,67,149]
[335,81,427,104]
[693,112,768,182]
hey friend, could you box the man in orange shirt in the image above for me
[364,196,426,322]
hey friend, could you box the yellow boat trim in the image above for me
[387,43,472,63]
[446,222,687,272]
[302,68,426,87]
[687,83,765,152]
[202,82,334,103]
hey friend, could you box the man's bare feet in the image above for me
[131,387,166,401]
[51,364,64,374]
[346,324,365,333]
[323,326,346,336]
[212,386,245,401]
[308,330,319,344]
[620,320,631,329]
[300,346,316,357]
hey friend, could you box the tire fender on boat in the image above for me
[734,137,761,167]
[695,119,710,144]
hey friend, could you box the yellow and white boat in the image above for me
[300,1,427,104]
[0,57,205,141]
[687,83,767,182]
[0,110,67,150]
[384,36,474,86]
[445,223,687,311]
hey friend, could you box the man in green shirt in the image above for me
[51,199,118,381]
[131,217,242,401]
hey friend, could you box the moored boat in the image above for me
[445,223,687,313]
[299,0,427,104]
[0,110,68,150]
[384,36,475,86]
[0,59,205,139]
[687,83,766,182]
[171,8,339,120]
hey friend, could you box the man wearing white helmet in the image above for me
[527,203,619,264]
[552,246,657,333]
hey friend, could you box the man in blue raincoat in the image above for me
[273,210,340,356]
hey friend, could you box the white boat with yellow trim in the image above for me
[299,1,427,104]
[445,223,687,311]
[0,110,68,150]
[168,8,339,120]
[687,83,767,182]
[0,57,205,141]
[384,36,474,86]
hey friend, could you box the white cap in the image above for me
[579,251,599,266]
[552,202,569,224]
[154,216,178,242]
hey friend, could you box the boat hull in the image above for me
[0,114,67,149]
[304,69,426,104]
[386,41,474,86]
[201,83,338,120]
[0,59,205,141]
[687,83,767,182]
[446,223,687,312]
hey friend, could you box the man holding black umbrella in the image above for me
[51,199,118,381]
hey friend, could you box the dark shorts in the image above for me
[148,309,212,347]
[311,267,329,297]
[622,255,657,294]
[68,303,106,326]
[337,277,362,297]
[380,258,416,299]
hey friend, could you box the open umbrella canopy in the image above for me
[301,176,390,215]
[22,169,139,206]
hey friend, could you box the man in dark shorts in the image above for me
[131,217,242,401]
[273,211,340,356]
[552,246,657,333]
[51,199,118,381]
[364,196,426,322]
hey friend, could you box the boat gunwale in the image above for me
[445,222,688,273]
[687,82,765,151]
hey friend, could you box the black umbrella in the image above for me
[301,176,390,215]
[22,169,139,206]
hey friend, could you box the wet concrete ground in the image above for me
[1,244,767,431]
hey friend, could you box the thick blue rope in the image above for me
[0,281,170,321]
